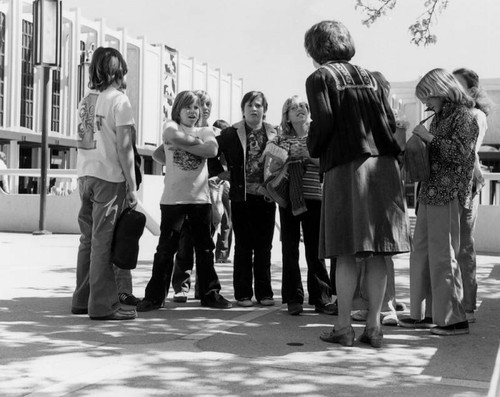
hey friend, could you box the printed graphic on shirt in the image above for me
[77,94,99,150]
[172,147,202,171]
[246,130,266,183]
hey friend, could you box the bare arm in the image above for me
[116,124,138,208]
[152,144,166,165]
[163,120,202,146]
[174,130,219,158]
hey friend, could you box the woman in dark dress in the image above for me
[304,20,411,347]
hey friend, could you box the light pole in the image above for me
[32,0,62,235]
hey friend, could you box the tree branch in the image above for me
[355,0,450,46]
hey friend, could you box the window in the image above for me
[51,69,60,131]
[20,19,34,129]
[0,12,6,126]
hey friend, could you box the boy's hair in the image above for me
[453,68,493,116]
[240,91,268,115]
[171,91,201,125]
[213,119,230,130]
[88,47,128,92]
[416,68,474,107]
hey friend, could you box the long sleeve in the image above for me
[306,72,335,158]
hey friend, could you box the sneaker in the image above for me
[173,291,188,303]
[119,293,140,306]
[351,309,368,321]
[287,302,303,315]
[237,298,254,307]
[399,316,434,329]
[259,298,275,306]
[90,308,137,321]
[136,299,163,312]
[201,292,232,309]
[466,311,476,323]
[430,321,469,336]
[381,311,399,326]
[315,301,338,315]
[395,302,407,312]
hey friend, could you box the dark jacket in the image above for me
[306,61,400,174]
[209,120,276,202]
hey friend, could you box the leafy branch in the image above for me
[355,0,450,46]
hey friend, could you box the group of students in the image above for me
[71,20,490,349]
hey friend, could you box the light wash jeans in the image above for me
[458,195,479,312]
[72,176,126,317]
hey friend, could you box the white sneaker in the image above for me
[381,311,399,326]
[237,299,254,307]
[173,291,188,303]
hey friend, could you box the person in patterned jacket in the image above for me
[401,68,479,336]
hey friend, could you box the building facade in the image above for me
[0,0,244,194]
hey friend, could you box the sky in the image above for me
[62,0,500,124]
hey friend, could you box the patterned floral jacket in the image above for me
[418,102,479,209]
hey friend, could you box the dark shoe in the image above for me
[258,297,275,306]
[430,321,469,336]
[136,299,163,312]
[399,316,434,329]
[359,326,383,348]
[119,293,140,306]
[466,311,476,323]
[315,301,338,315]
[287,302,303,315]
[173,291,188,303]
[90,308,137,321]
[71,307,88,315]
[320,326,355,347]
[201,292,232,309]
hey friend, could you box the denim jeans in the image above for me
[114,267,133,294]
[144,204,221,304]
[231,194,276,301]
[72,176,126,317]
[458,195,479,312]
[279,199,333,306]
[172,221,195,294]
[215,181,232,261]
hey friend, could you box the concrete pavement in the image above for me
[0,230,499,396]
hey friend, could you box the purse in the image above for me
[111,207,146,270]
[404,134,430,183]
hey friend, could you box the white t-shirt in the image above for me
[76,86,135,182]
[160,125,214,205]
[473,108,488,153]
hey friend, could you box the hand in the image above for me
[412,124,433,143]
[127,189,138,209]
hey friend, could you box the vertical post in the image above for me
[33,67,51,235]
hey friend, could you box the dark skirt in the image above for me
[319,154,412,259]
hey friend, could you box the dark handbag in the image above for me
[111,207,146,270]
[404,135,430,183]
